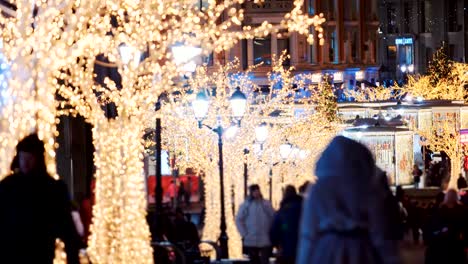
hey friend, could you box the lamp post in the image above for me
[193,86,247,259]
[152,44,201,240]
[268,142,292,200]
[244,122,268,198]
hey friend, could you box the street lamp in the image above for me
[279,143,293,160]
[268,142,293,200]
[153,44,201,241]
[400,64,407,73]
[255,122,268,149]
[193,91,210,128]
[171,45,202,73]
[118,43,142,69]
[192,86,247,259]
[230,87,248,126]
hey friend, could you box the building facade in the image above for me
[378,0,468,80]
[220,0,380,95]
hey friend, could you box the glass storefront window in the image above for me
[254,36,272,65]
[398,44,413,65]
[277,37,290,65]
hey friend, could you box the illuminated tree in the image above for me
[344,84,399,102]
[418,120,462,189]
[315,74,338,122]
[427,46,453,87]
[158,56,339,258]
[1,1,326,263]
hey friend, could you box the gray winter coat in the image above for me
[297,136,400,264]
[236,199,275,247]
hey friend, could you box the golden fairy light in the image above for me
[158,55,339,258]
[1,1,326,262]
[418,119,463,189]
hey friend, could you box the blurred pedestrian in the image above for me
[236,184,275,264]
[269,185,302,264]
[178,181,187,207]
[0,134,80,264]
[425,189,467,264]
[167,180,177,208]
[297,136,399,264]
[413,164,422,189]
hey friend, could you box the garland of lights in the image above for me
[159,56,339,258]
[1,1,326,263]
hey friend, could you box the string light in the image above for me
[1,1,325,263]
[158,55,339,258]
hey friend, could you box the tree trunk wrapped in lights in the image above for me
[158,57,340,258]
[2,1,326,262]
[88,116,152,264]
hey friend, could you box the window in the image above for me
[403,2,412,33]
[344,0,358,21]
[329,29,339,63]
[310,34,317,64]
[449,44,456,60]
[387,4,398,34]
[322,0,336,20]
[308,0,315,15]
[398,44,413,65]
[421,1,432,33]
[387,45,397,61]
[253,36,272,65]
[448,1,458,32]
[277,36,290,65]
[198,0,210,11]
[365,0,378,21]
[351,29,359,62]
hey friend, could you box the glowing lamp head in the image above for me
[224,125,238,139]
[171,45,202,73]
[280,143,293,160]
[193,91,210,127]
[299,149,309,160]
[408,64,414,73]
[400,64,407,73]
[255,123,268,144]
[230,87,247,125]
[118,44,141,68]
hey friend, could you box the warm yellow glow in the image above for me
[418,119,463,189]
[1,1,326,262]
[159,55,339,258]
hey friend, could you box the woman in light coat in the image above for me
[297,136,400,264]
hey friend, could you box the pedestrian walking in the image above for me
[425,189,467,264]
[297,136,399,264]
[167,180,177,208]
[236,184,275,264]
[269,185,302,264]
[0,134,80,264]
[413,164,422,189]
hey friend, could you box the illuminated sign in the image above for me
[395,38,413,45]
[355,70,365,81]
[311,73,322,84]
[333,72,344,83]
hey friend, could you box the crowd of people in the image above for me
[235,136,468,264]
[5,133,468,264]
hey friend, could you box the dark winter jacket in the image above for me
[269,194,302,260]
[297,136,400,264]
[0,172,80,264]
